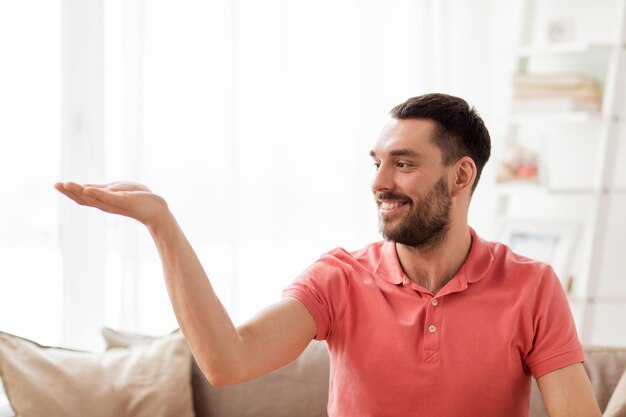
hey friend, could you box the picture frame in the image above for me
[498,219,579,292]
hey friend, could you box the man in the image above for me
[55,93,601,416]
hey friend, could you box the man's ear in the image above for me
[450,157,476,196]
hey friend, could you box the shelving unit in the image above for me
[497,0,626,344]
[516,42,614,56]
[509,111,604,124]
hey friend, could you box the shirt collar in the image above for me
[374,227,494,292]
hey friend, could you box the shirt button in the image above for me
[428,325,437,333]
[431,299,438,306]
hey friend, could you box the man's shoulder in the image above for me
[289,242,386,291]
[482,236,555,284]
[326,241,385,259]
[320,241,386,271]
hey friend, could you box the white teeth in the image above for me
[381,202,404,210]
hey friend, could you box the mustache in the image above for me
[375,191,412,202]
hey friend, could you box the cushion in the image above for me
[529,346,626,417]
[102,327,330,417]
[604,369,626,417]
[0,330,194,417]
[584,347,626,412]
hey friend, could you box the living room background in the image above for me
[1,0,624,352]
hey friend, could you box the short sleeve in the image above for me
[525,266,584,378]
[282,254,351,341]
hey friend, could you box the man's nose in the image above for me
[371,164,395,192]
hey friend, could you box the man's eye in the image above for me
[396,162,409,168]
[372,163,380,170]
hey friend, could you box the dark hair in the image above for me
[390,93,491,193]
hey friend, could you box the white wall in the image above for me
[1,0,624,349]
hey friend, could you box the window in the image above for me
[0,1,63,345]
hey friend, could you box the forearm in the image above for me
[538,364,601,417]
[54,181,312,385]
[147,211,244,386]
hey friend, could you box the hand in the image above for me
[54,181,170,228]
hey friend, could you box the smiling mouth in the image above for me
[380,201,407,210]
[378,200,410,215]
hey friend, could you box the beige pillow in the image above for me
[0,330,195,417]
[102,327,330,417]
[604,369,626,417]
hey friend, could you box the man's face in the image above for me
[370,118,452,249]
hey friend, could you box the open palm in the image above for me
[54,181,168,226]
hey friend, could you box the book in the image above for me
[513,73,599,89]
[514,86,601,100]
[512,97,601,113]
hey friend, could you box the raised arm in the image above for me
[54,181,317,386]
[537,363,601,417]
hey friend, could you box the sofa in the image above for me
[104,330,626,417]
[180,342,626,417]
[1,328,625,417]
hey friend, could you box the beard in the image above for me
[376,175,452,249]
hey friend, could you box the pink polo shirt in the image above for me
[282,228,583,417]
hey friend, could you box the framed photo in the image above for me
[498,220,579,291]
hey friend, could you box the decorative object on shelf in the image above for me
[496,141,541,184]
[498,219,579,292]
[546,19,575,43]
[512,73,603,113]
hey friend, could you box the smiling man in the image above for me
[55,93,601,417]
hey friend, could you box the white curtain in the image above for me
[0,1,63,345]
[0,0,495,349]
[102,0,495,336]
[103,0,428,336]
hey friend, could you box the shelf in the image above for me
[509,111,603,124]
[569,295,626,304]
[494,184,625,196]
[516,42,616,57]
[494,182,546,194]
[505,0,626,346]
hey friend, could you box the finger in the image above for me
[58,187,101,207]
[54,183,83,201]
[82,188,134,216]
[55,182,107,208]
[54,181,130,218]
[54,182,78,193]
[83,183,111,189]
[62,181,86,193]
[83,186,127,206]
[61,188,128,216]
[56,181,108,190]
[82,196,124,215]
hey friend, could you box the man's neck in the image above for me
[395,224,472,294]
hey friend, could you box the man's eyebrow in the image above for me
[369,149,422,158]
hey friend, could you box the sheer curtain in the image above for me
[0,1,63,345]
[101,0,494,336]
[102,0,427,335]
[0,0,495,349]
